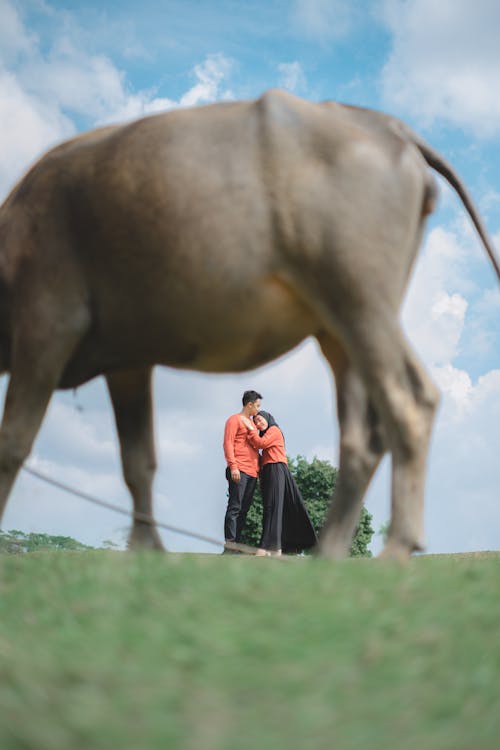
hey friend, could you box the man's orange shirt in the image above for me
[246,425,287,467]
[223,414,260,477]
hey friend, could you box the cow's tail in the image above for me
[395,121,500,283]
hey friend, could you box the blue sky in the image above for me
[0,0,499,554]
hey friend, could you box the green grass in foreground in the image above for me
[0,551,499,750]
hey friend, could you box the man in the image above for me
[223,390,262,546]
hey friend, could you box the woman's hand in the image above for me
[240,415,255,430]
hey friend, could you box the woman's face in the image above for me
[254,414,268,431]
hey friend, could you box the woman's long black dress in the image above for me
[259,461,317,553]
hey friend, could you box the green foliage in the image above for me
[0,529,94,554]
[240,455,374,556]
[290,455,335,535]
[101,539,120,549]
[349,507,375,557]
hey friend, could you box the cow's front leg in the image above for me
[317,334,385,559]
[106,367,164,551]
[0,308,87,525]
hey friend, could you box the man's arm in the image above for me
[223,416,240,482]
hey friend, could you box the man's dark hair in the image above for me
[242,390,262,406]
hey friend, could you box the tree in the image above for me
[0,529,95,554]
[240,455,374,556]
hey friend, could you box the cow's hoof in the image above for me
[316,539,350,560]
[127,524,166,551]
[378,539,413,563]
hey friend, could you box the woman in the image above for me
[240,410,317,556]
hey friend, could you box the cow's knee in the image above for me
[339,402,385,487]
[0,433,32,519]
[342,427,383,481]
[0,433,32,476]
[122,454,156,496]
[384,363,440,462]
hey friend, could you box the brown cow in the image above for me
[0,90,498,558]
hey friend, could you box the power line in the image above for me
[21,463,258,555]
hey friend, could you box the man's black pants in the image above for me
[224,467,257,542]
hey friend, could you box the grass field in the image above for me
[1,550,499,749]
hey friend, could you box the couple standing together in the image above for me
[223,390,317,556]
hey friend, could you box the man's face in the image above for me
[248,399,261,416]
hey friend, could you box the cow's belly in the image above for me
[166,275,318,372]
[60,274,318,387]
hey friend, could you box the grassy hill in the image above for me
[0,550,499,749]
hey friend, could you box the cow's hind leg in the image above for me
[303,152,438,559]
[377,335,440,560]
[317,334,385,559]
[344,319,439,561]
[106,367,164,551]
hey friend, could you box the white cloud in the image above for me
[380,0,500,136]
[424,367,500,552]
[0,69,75,193]
[179,53,234,107]
[41,399,117,466]
[432,364,473,415]
[402,225,472,364]
[0,0,37,63]
[0,2,234,199]
[0,2,76,192]
[22,47,176,125]
[157,422,204,462]
[278,61,306,93]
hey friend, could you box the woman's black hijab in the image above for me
[256,410,281,437]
